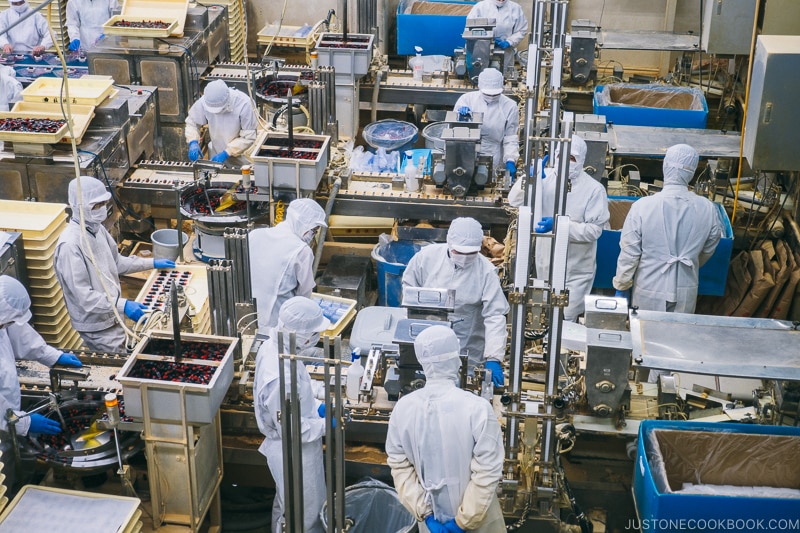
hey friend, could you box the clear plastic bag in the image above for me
[319,478,416,533]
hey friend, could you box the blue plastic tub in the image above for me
[594,198,732,296]
[594,84,708,129]
[634,420,800,532]
[396,0,476,56]
[371,240,425,307]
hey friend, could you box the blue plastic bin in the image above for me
[396,0,476,56]
[594,84,708,129]
[594,197,732,296]
[634,420,800,532]
[371,240,425,307]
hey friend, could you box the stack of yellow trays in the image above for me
[0,1,68,52]
[0,200,82,350]
[198,0,246,63]
[135,264,211,335]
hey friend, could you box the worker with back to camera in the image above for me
[452,68,520,181]
[249,198,328,335]
[0,65,21,111]
[185,79,259,166]
[66,0,119,52]
[54,176,176,354]
[254,296,331,533]
[508,134,610,321]
[386,325,505,533]
[0,276,84,437]
[402,217,509,386]
[0,0,53,55]
[466,0,528,70]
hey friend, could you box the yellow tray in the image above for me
[118,0,189,37]
[312,292,357,338]
[22,76,114,106]
[103,15,179,38]
[257,21,325,49]
[11,101,95,144]
[0,112,69,144]
[0,200,67,240]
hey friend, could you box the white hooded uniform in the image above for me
[453,68,519,172]
[253,297,330,533]
[509,135,610,320]
[613,144,721,314]
[386,326,505,533]
[0,276,61,436]
[466,0,528,68]
[0,2,54,53]
[0,65,22,112]
[402,218,509,370]
[55,176,154,353]
[66,0,119,50]
[185,79,259,166]
[249,199,327,334]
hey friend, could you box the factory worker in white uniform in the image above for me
[0,276,84,436]
[466,0,528,69]
[0,0,53,55]
[386,325,505,533]
[185,79,259,166]
[509,134,610,321]
[55,176,175,353]
[452,68,519,178]
[66,0,119,51]
[254,296,330,533]
[613,144,721,314]
[402,217,509,386]
[249,198,327,334]
[0,65,21,111]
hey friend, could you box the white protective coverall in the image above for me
[0,276,61,436]
[0,65,22,111]
[55,176,154,353]
[452,68,519,172]
[386,325,505,533]
[613,144,721,314]
[66,0,119,50]
[253,297,330,533]
[0,2,54,53]
[402,218,509,370]
[185,79,259,166]
[467,0,528,69]
[249,198,327,334]
[509,135,610,320]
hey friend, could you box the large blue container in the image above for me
[594,198,732,296]
[396,0,476,56]
[593,84,708,129]
[634,420,800,532]
[371,240,425,307]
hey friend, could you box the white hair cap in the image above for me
[447,217,483,254]
[414,325,462,382]
[478,68,504,95]
[663,144,699,186]
[203,80,231,114]
[285,198,328,238]
[570,134,587,168]
[278,296,331,334]
[0,275,32,325]
[68,175,111,211]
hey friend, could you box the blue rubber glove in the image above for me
[425,515,448,533]
[615,289,631,300]
[457,106,471,119]
[29,414,61,435]
[485,360,504,387]
[506,160,517,176]
[56,353,82,367]
[317,404,336,427]
[540,153,549,179]
[535,217,553,233]
[68,39,80,52]
[188,140,202,161]
[124,301,147,322]
[211,150,228,163]
[154,259,176,269]
[494,38,511,50]
[443,518,465,533]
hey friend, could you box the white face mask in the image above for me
[494,0,506,7]
[297,331,321,349]
[12,2,27,13]
[482,93,501,105]
[87,206,108,226]
[450,252,477,268]
[568,161,582,181]
[301,229,317,244]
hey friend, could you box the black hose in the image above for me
[555,450,593,533]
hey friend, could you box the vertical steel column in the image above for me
[309,81,329,135]
[223,228,252,304]
[207,259,236,336]
[316,67,337,126]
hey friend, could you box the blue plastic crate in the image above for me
[594,198,732,296]
[594,84,708,129]
[634,420,800,533]
[396,0,476,56]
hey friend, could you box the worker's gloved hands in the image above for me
[425,515,448,533]
[485,360,504,387]
[68,39,81,52]
[443,519,465,533]
[317,404,336,427]
[535,217,553,233]
[154,259,176,269]
[615,289,631,300]
[457,106,471,120]
[3,44,12,54]
[56,353,82,367]
[124,301,147,322]
[540,153,549,179]
[506,161,517,177]
[29,414,61,435]
[494,38,511,50]
[188,140,202,161]
[32,45,45,56]
[211,150,229,163]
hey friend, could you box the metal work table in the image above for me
[607,124,742,159]
[599,30,700,51]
